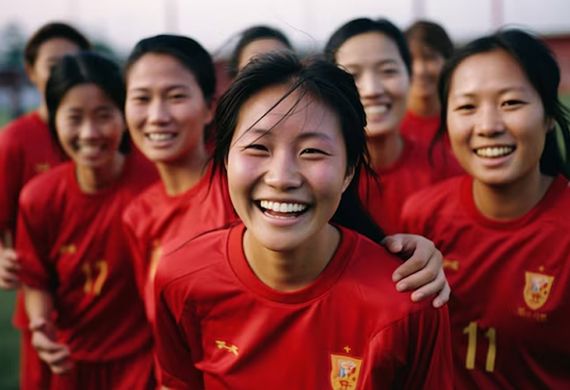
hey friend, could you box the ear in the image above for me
[341,166,355,193]
[24,62,37,87]
[204,97,216,126]
[545,116,555,133]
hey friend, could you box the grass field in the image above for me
[0,290,19,390]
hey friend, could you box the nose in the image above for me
[357,70,385,99]
[413,58,428,77]
[264,149,302,190]
[148,98,171,125]
[78,119,99,140]
[476,105,505,137]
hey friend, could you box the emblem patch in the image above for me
[330,354,362,390]
[523,271,554,310]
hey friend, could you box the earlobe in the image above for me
[25,63,37,86]
[342,168,355,193]
[545,117,555,132]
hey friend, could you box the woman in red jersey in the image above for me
[402,20,454,145]
[122,34,451,328]
[0,23,90,390]
[402,29,570,388]
[324,18,461,236]
[16,52,155,389]
[154,52,452,390]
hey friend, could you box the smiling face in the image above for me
[226,84,353,253]
[26,38,82,98]
[335,31,410,138]
[55,83,125,169]
[446,49,550,187]
[409,39,445,101]
[125,53,213,165]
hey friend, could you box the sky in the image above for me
[2,0,570,56]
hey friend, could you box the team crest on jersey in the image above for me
[330,354,362,390]
[523,271,554,310]
[34,162,51,173]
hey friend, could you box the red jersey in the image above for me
[359,135,461,235]
[154,223,453,389]
[401,175,570,389]
[16,155,155,361]
[0,111,65,235]
[122,165,236,322]
[400,110,439,145]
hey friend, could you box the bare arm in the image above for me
[24,285,73,374]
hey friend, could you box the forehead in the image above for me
[449,49,533,96]
[36,38,81,61]
[59,83,115,110]
[127,53,198,88]
[335,31,402,67]
[234,84,341,141]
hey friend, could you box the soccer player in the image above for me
[402,29,570,387]
[401,20,454,145]
[228,25,293,78]
[324,18,461,235]
[0,21,90,390]
[123,34,452,336]
[122,35,236,325]
[154,52,453,389]
[16,52,155,389]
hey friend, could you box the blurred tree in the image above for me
[0,21,26,70]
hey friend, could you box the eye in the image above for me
[130,95,150,104]
[300,148,330,158]
[168,93,188,101]
[454,103,476,112]
[381,67,399,76]
[241,143,269,155]
[502,99,526,109]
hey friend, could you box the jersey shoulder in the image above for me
[155,226,231,290]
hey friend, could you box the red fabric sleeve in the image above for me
[16,188,53,290]
[0,132,24,234]
[121,213,149,299]
[154,278,204,389]
[366,306,453,389]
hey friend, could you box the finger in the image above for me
[395,262,439,292]
[0,274,21,289]
[38,345,71,366]
[382,235,403,254]
[32,332,64,353]
[431,281,451,308]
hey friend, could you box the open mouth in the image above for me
[145,132,177,142]
[365,104,390,116]
[474,145,515,158]
[257,200,309,218]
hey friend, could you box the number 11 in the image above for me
[463,321,496,372]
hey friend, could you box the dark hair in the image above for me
[228,25,293,78]
[125,34,216,104]
[212,52,384,243]
[436,28,570,178]
[24,22,90,66]
[324,18,412,76]
[46,51,130,153]
[405,20,454,59]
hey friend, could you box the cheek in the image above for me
[227,152,258,199]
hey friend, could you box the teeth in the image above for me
[366,105,388,115]
[475,146,514,158]
[147,133,175,141]
[259,200,307,213]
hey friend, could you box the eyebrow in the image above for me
[344,58,399,69]
[128,84,190,93]
[245,128,335,142]
[451,86,529,99]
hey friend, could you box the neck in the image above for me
[76,153,125,193]
[473,170,553,220]
[243,224,340,292]
[156,143,209,196]
[408,95,440,117]
[367,131,404,170]
[36,103,49,123]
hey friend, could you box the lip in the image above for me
[364,104,390,122]
[143,131,179,148]
[472,144,516,168]
[254,198,312,227]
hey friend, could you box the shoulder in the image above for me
[0,113,46,143]
[19,163,73,211]
[155,226,232,291]
[122,182,165,225]
[403,175,465,215]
